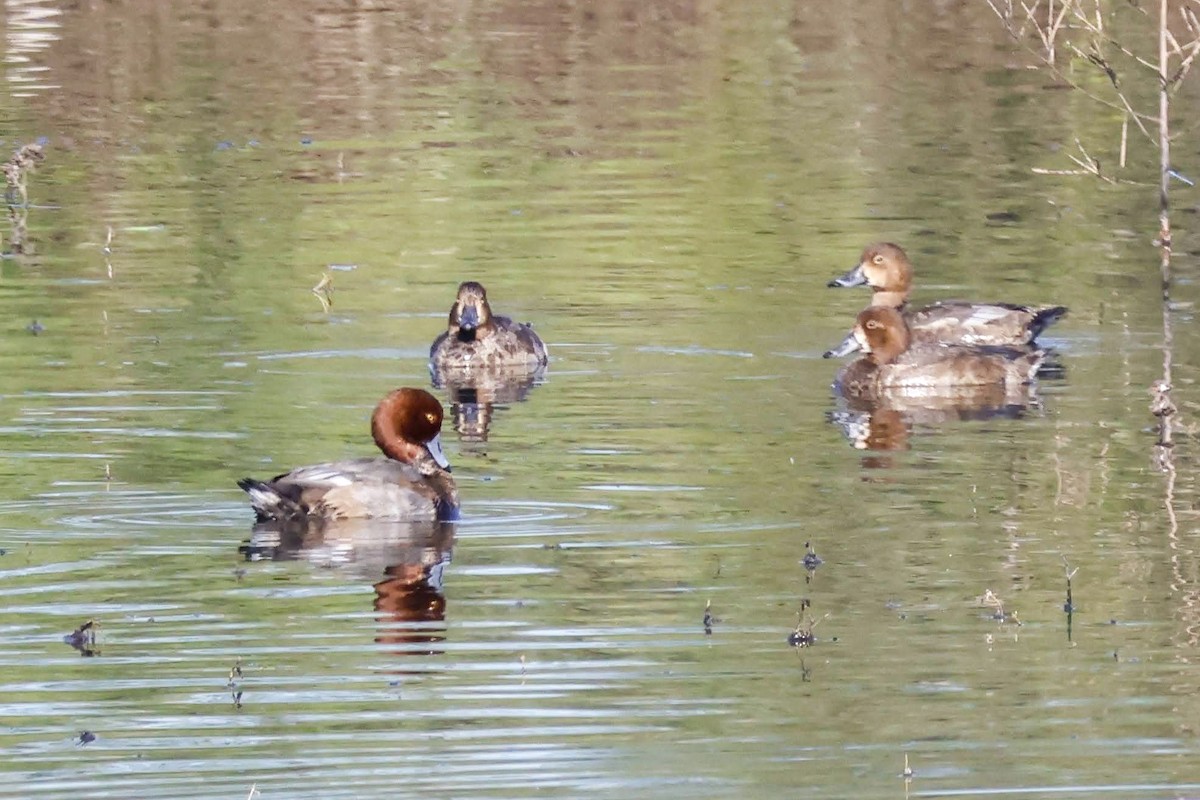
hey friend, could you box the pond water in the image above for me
[1,2,1200,799]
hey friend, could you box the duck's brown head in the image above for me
[371,388,450,472]
[853,306,911,366]
[447,281,495,343]
[828,242,914,304]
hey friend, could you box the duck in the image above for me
[429,281,548,372]
[835,307,1044,401]
[237,388,459,523]
[824,242,1066,354]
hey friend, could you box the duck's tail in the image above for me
[237,478,301,522]
[1029,306,1068,340]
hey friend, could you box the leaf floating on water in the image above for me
[311,273,333,313]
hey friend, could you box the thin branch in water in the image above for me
[1120,114,1128,167]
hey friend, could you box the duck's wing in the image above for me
[909,301,1066,346]
[883,344,1044,389]
[491,315,547,361]
[239,458,450,522]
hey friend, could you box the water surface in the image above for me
[1,2,1199,799]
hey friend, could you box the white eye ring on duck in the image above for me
[872,254,885,265]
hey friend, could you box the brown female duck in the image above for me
[835,307,1044,400]
[825,242,1066,355]
[238,388,458,522]
[429,282,548,371]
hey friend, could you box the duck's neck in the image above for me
[870,290,909,309]
[868,329,910,366]
[373,428,423,463]
[371,399,423,464]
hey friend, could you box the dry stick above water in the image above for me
[984,0,1196,466]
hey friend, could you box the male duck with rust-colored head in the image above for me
[429,281,548,371]
[825,242,1066,354]
[835,307,1044,401]
[237,388,459,522]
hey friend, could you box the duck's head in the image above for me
[853,306,911,366]
[371,387,451,472]
[448,281,494,342]
[827,242,914,295]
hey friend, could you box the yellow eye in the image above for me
[426,412,438,424]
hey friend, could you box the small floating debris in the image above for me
[311,273,333,313]
[328,263,357,272]
[76,730,96,746]
[228,658,244,708]
[788,621,816,648]
[985,209,1021,225]
[787,600,828,647]
[25,319,44,336]
[63,619,98,656]
[902,753,914,779]
[703,599,714,635]
[802,541,823,570]
[978,589,1021,625]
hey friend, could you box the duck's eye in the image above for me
[866,320,881,330]
[425,412,439,425]
[872,254,885,265]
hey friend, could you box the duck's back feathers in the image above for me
[430,314,547,370]
[240,458,459,523]
[877,344,1044,391]
[907,302,1067,346]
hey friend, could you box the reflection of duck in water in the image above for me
[237,388,458,522]
[431,367,545,447]
[239,519,455,656]
[825,242,1067,353]
[429,282,548,447]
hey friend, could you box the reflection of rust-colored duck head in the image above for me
[239,519,455,658]
[374,562,448,654]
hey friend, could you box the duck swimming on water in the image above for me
[835,307,1044,401]
[825,242,1066,356]
[429,281,548,372]
[238,388,458,523]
